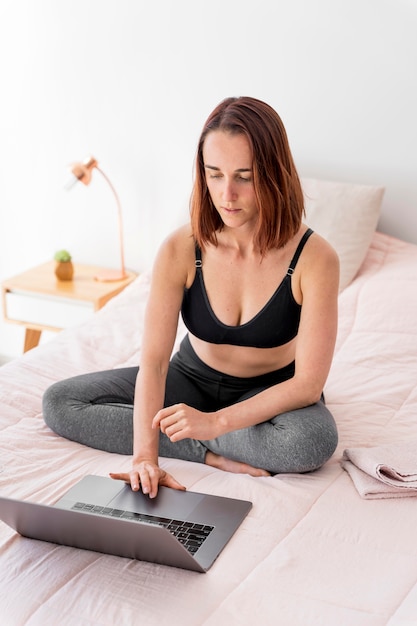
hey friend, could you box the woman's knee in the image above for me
[42,372,95,431]
[43,380,64,425]
[42,379,75,434]
[43,368,137,431]
[42,375,135,454]
[270,403,338,472]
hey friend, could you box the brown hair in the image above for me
[190,96,305,254]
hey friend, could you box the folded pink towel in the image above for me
[341,439,417,499]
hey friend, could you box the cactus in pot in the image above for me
[54,249,74,281]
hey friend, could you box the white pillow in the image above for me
[301,178,385,291]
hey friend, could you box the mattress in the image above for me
[1,231,417,625]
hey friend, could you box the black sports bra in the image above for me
[181,228,314,348]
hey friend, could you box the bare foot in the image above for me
[205,451,270,477]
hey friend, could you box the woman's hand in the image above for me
[153,403,220,442]
[110,460,186,499]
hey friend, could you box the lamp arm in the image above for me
[95,166,126,278]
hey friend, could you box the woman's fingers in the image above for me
[159,471,186,492]
[109,471,140,491]
[110,465,185,499]
[153,405,191,441]
[153,404,185,431]
[109,471,131,484]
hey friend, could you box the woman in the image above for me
[43,96,339,498]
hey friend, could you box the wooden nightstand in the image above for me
[1,262,137,352]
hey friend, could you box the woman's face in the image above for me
[202,130,259,231]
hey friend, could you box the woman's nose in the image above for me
[223,181,237,202]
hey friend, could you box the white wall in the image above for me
[0,0,416,359]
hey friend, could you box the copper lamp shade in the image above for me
[66,156,127,282]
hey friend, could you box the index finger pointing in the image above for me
[109,472,140,491]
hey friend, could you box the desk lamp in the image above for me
[65,156,127,281]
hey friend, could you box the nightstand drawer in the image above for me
[4,292,94,330]
[2,260,137,352]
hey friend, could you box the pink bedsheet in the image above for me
[1,231,417,625]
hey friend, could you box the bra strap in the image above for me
[287,228,314,275]
[195,244,203,269]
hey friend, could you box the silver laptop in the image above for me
[0,474,252,572]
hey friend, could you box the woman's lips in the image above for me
[222,206,241,213]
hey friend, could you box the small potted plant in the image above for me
[54,249,74,281]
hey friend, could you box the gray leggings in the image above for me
[43,335,338,474]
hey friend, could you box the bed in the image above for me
[1,178,417,625]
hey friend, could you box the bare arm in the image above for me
[111,226,193,496]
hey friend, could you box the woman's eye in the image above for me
[207,173,251,182]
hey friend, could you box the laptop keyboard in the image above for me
[71,502,214,555]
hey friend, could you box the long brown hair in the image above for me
[190,97,305,254]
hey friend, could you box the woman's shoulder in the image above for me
[304,227,339,264]
[153,224,196,286]
[300,227,340,291]
[160,224,194,258]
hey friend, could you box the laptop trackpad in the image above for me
[108,485,204,520]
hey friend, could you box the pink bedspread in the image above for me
[1,231,417,625]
